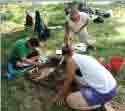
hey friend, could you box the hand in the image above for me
[33,62,41,66]
[64,37,69,46]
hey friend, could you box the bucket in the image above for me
[110,57,123,74]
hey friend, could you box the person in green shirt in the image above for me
[7,38,40,80]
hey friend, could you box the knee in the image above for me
[66,94,72,106]
[66,94,71,105]
[66,93,75,109]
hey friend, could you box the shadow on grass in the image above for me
[2,17,125,73]
[88,17,125,58]
[89,18,124,42]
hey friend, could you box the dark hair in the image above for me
[25,13,33,26]
[27,49,39,58]
[70,7,79,16]
[28,38,39,47]
[62,45,73,55]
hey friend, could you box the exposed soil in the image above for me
[2,65,125,111]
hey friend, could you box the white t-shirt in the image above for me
[66,12,89,33]
[72,53,117,94]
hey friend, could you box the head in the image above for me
[62,45,74,59]
[27,38,40,49]
[70,8,80,21]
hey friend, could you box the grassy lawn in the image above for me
[1,4,125,111]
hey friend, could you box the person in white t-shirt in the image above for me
[53,45,117,111]
[64,8,92,47]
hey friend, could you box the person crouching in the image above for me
[7,38,40,80]
[53,45,117,111]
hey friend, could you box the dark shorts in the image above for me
[80,86,116,106]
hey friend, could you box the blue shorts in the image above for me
[80,86,116,106]
[7,63,32,80]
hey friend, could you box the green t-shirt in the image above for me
[9,39,31,64]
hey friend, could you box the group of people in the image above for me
[7,7,117,111]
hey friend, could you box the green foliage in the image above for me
[3,10,14,21]
[113,85,125,103]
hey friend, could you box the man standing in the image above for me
[7,38,40,80]
[64,8,92,47]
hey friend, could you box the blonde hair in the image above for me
[70,7,79,16]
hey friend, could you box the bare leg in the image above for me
[66,91,101,111]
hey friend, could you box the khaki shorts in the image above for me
[70,31,95,45]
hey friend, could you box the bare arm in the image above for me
[81,18,89,29]
[55,58,76,100]
[64,21,70,45]
[75,18,89,34]
[23,58,38,65]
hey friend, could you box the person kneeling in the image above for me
[7,38,40,80]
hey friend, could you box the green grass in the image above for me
[1,4,125,111]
